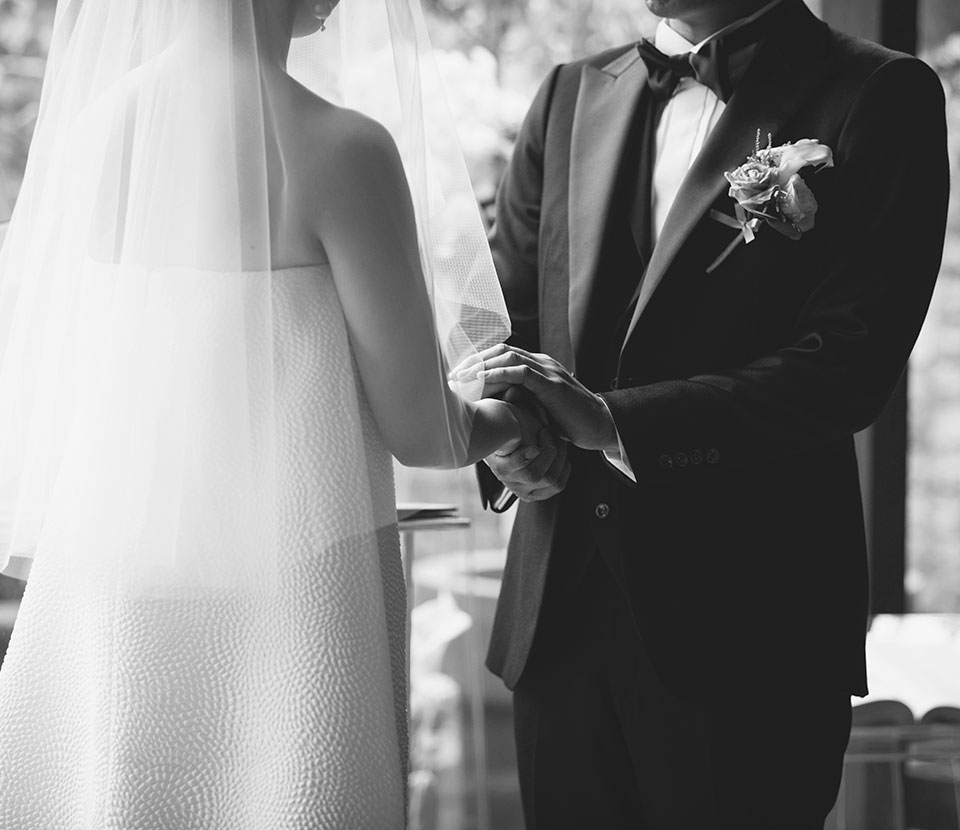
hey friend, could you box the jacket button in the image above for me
[658,454,674,470]
[690,449,704,465]
[675,452,689,468]
[610,377,619,390]
[706,448,721,465]
[595,503,610,519]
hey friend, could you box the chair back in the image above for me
[921,707,960,726]
[828,701,916,830]
[851,700,915,727]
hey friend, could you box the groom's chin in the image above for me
[644,0,681,17]
[643,0,717,18]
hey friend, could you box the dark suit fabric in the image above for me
[514,556,851,830]
[484,1,949,826]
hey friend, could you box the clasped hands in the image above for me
[452,345,618,503]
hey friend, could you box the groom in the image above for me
[474,0,949,827]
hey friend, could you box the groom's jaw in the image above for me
[645,0,775,45]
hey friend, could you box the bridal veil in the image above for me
[0,0,508,826]
[0,0,508,590]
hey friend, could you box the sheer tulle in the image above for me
[0,0,509,586]
[0,1,281,589]
[0,0,506,825]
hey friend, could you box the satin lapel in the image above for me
[619,2,831,353]
[568,49,648,369]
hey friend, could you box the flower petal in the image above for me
[777,140,834,182]
[732,185,779,208]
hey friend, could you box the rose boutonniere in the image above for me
[706,131,834,274]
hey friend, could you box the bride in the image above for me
[0,0,534,827]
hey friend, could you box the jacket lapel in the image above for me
[568,48,648,369]
[619,1,831,353]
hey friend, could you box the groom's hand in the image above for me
[487,386,571,503]
[485,427,570,503]
[458,345,618,452]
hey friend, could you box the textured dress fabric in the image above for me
[0,265,409,829]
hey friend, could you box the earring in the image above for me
[310,0,330,30]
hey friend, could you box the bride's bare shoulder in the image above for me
[291,88,405,198]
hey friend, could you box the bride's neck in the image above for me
[189,3,294,72]
[252,3,295,71]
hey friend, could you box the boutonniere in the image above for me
[706,130,834,274]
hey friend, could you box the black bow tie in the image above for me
[637,3,786,103]
[637,39,735,103]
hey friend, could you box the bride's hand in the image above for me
[455,345,618,452]
[480,393,543,457]
[478,391,571,503]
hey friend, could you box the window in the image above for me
[907,2,960,611]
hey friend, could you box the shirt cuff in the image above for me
[599,397,636,483]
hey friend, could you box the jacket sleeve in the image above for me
[476,66,563,510]
[601,57,949,480]
[488,64,562,354]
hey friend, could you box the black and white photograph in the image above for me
[0,0,958,828]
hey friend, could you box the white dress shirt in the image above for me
[601,0,785,481]
[650,21,729,247]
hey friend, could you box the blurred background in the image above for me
[1,1,959,829]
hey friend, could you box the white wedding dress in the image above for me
[0,265,409,829]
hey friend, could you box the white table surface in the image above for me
[858,614,960,717]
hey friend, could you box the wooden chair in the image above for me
[921,707,960,726]
[851,700,915,727]
[905,708,960,830]
[828,701,915,830]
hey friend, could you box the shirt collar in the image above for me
[654,17,697,57]
[655,0,787,56]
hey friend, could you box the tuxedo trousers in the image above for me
[512,552,852,830]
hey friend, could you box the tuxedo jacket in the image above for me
[482,0,949,700]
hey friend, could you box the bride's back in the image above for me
[256,66,381,272]
[258,72,465,466]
